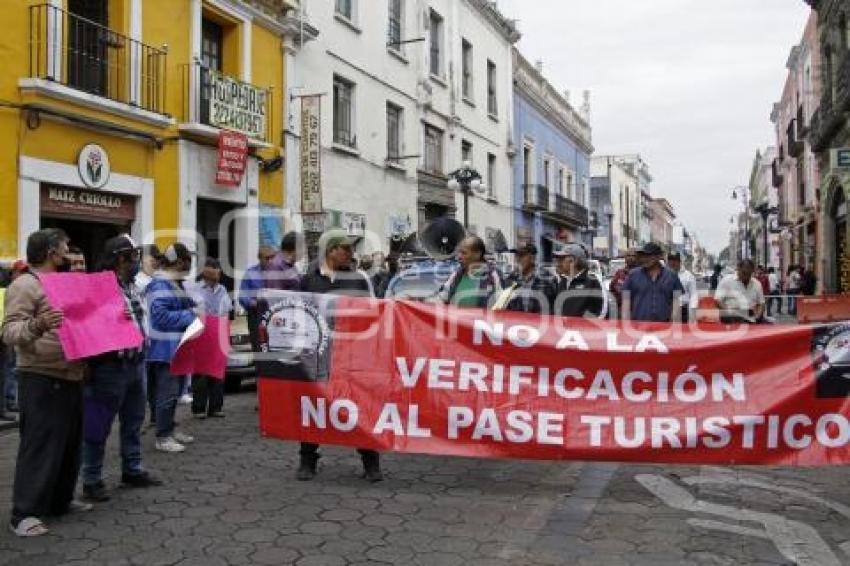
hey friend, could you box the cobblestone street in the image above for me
[1,388,849,565]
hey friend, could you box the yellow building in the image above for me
[0,0,307,276]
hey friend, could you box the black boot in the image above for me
[296,452,319,481]
[361,452,383,483]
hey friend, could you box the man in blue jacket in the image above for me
[146,243,197,453]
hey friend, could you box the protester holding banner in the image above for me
[146,243,198,454]
[2,228,90,537]
[439,236,503,309]
[715,259,766,324]
[81,236,162,503]
[554,244,606,318]
[500,244,556,314]
[187,258,233,419]
[621,242,684,322]
[296,231,383,482]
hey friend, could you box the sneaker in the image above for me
[172,431,194,444]
[155,437,185,453]
[82,481,110,503]
[121,471,163,488]
[67,500,94,513]
[178,394,193,405]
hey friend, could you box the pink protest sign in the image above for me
[171,315,231,380]
[40,272,144,361]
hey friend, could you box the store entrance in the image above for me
[197,198,238,292]
[41,217,129,272]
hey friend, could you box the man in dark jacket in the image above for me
[297,232,382,483]
[503,243,556,314]
[81,236,161,503]
[554,243,605,318]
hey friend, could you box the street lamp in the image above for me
[448,161,485,229]
[731,186,751,260]
[603,203,614,259]
[753,201,779,268]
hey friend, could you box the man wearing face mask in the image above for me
[80,236,162,503]
[2,228,89,537]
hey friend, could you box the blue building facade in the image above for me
[512,50,593,263]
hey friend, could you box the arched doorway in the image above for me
[830,186,848,293]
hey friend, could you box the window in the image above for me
[487,60,497,116]
[388,0,402,49]
[461,140,472,165]
[543,158,551,189]
[429,10,443,77]
[462,39,473,99]
[333,76,355,148]
[558,168,565,196]
[423,124,444,174]
[386,103,402,162]
[523,146,532,186]
[201,19,223,72]
[335,0,353,20]
[487,153,496,198]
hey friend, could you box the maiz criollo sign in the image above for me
[208,70,267,139]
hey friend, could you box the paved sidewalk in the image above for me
[1,391,850,565]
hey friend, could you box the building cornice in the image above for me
[464,0,521,44]
[512,49,593,153]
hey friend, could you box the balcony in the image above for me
[522,184,549,211]
[796,104,807,139]
[181,63,273,145]
[26,4,168,118]
[810,54,850,153]
[787,118,804,158]
[545,193,589,228]
[772,158,784,188]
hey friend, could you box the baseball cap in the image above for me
[103,235,139,257]
[509,243,538,256]
[667,251,682,261]
[554,243,587,260]
[638,242,664,256]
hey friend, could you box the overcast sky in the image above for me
[497,0,811,255]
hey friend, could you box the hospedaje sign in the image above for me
[207,70,267,140]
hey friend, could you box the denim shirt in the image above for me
[622,266,684,322]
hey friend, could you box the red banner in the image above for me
[215,130,248,187]
[258,292,850,466]
[171,315,231,380]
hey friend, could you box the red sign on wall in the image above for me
[215,130,249,187]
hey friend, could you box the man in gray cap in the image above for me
[554,243,605,318]
[622,242,684,322]
[501,243,556,314]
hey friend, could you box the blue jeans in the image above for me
[81,359,147,486]
[152,363,184,439]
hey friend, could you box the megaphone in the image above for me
[418,217,466,260]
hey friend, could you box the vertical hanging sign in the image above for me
[215,130,249,187]
[300,95,323,214]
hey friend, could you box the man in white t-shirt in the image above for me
[667,252,699,322]
[715,259,765,323]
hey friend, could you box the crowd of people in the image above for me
[0,223,824,537]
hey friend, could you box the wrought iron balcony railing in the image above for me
[28,3,167,115]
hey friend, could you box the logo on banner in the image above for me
[78,144,110,189]
[300,95,323,214]
[258,293,334,382]
[813,323,850,398]
[216,130,249,187]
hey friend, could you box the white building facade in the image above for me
[289,0,519,255]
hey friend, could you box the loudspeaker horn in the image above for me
[419,217,466,260]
